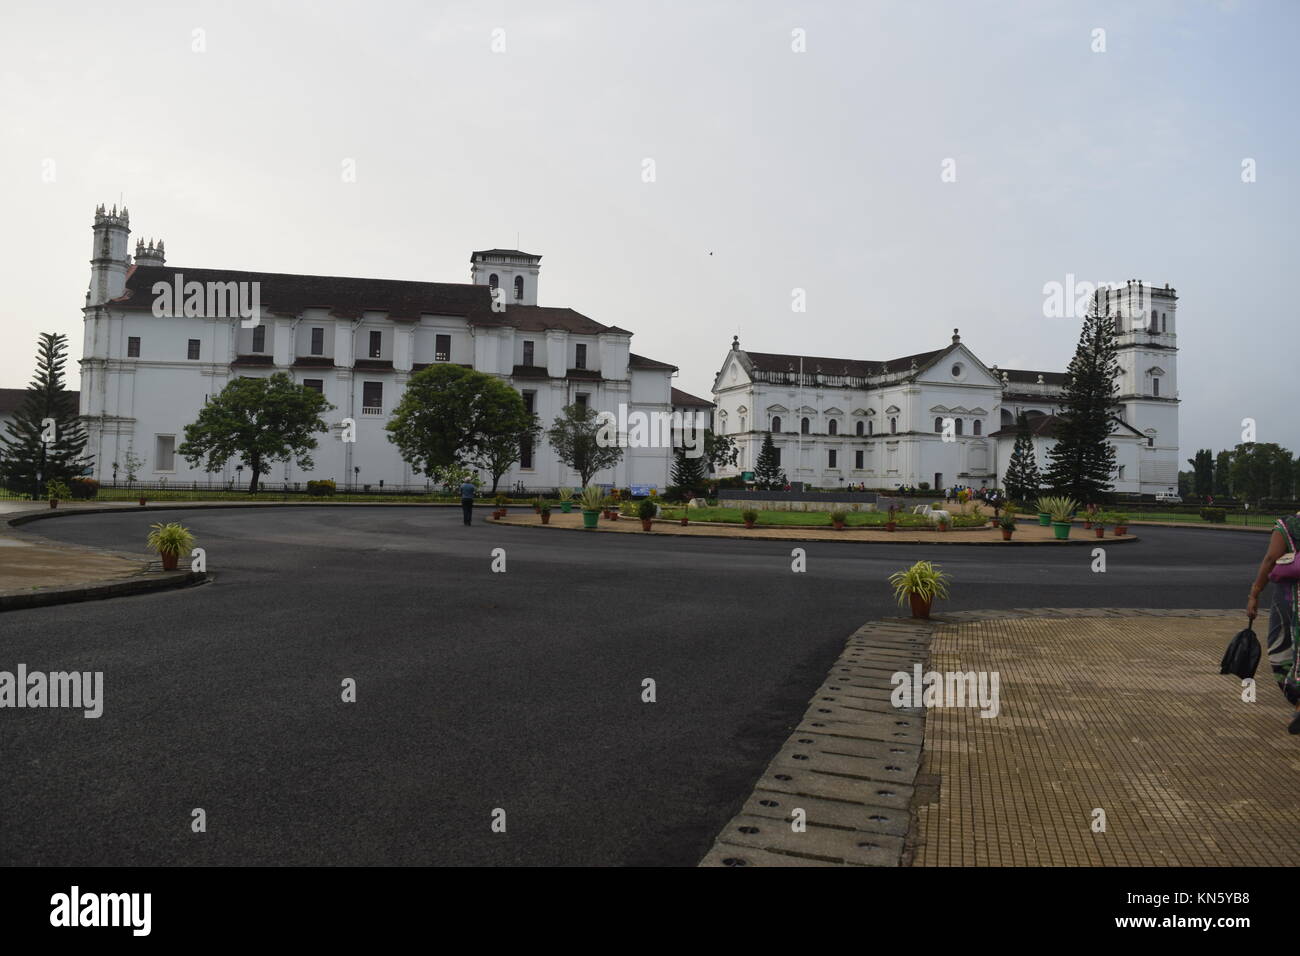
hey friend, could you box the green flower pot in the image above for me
[1037,512,1052,526]
[581,509,600,529]
[1051,521,1071,539]
[560,501,572,513]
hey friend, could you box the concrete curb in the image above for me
[488,516,1141,546]
[699,607,1241,868]
[0,569,206,612]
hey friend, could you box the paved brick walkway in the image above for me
[913,610,1296,867]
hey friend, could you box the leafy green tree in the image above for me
[387,365,533,491]
[1230,442,1293,506]
[1043,305,1119,502]
[1186,449,1214,498]
[1214,449,1233,496]
[546,403,624,486]
[0,333,90,496]
[753,431,786,490]
[703,430,738,475]
[1003,413,1041,503]
[179,373,333,493]
[1177,470,1193,498]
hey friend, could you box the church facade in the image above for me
[711,283,1180,497]
[77,205,684,491]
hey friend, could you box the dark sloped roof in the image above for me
[1000,368,1068,386]
[472,249,540,260]
[741,347,948,378]
[629,353,678,371]
[0,387,80,414]
[671,387,714,407]
[111,265,613,335]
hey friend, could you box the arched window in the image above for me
[973,419,981,436]
[489,273,499,290]
[868,420,874,436]
[801,417,810,434]
[828,419,838,435]
[889,417,897,434]
[955,418,963,436]
[935,417,944,433]
[856,420,864,436]
[771,416,781,433]
[514,275,524,300]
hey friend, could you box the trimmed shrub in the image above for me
[307,479,336,496]
[1200,507,1227,523]
[69,477,100,499]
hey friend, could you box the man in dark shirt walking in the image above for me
[460,480,476,525]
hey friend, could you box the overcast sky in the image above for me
[2,0,1295,459]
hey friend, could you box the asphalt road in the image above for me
[0,507,1270,866]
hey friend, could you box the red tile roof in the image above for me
[671,387,714,407]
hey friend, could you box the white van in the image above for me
[1155,493,1182,504]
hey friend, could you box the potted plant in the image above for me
[742,508,759,529]
[493,493,507,519]
[830,506,847,530]
[999,508,1017,540]
[1044,496,1078,539]
[532,496,543,514]
[934,510,953,533]
[1092,511,1107,538]
[147,521,195,571]
[1112,513,1129,536]
[885,504,898,532]
[539,503,551,525]
[889,560,951,620]
[560,489,576,514]
[1034,496,1053,527]
[680,506,689,527]
[637,497,657,531]
[46,479,71,509]
[579,485,604,529]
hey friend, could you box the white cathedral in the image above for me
[77,205,699,491]
[711,282,1180,497]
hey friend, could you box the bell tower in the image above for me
[470,249,541,307]
[89,204,131,305]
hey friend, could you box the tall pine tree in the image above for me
[753,431,786,490]
[1043,305,1119,503]
[671,447,707,493]
[1003,413,1041,503]
[1,333,90,496]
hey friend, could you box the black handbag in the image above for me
[1220,625,1261,679]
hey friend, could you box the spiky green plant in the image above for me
[579,485,606,511]
[889,560,951,607]
[146,522,195,556]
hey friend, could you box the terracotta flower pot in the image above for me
[1083,520,1092,529]
[160,551,179,571]
[611,512,619,521]
[49,499,58,509]
[1094,526,1104,538]
[909,593,932,619]
[885,522,896,532]
[1001,528,1013,540]
[139,498,147,506]
[540,513,550,524]
[680,518,688,526]
[1115,525,1128,536]
[744,519,756,529]
[640,518,653,531]
[832,520,845,531]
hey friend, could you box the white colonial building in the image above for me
[76,205,687,491]
[712,282,1181,497]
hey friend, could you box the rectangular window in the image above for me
[303,379,323,394]
[520,437,534,469]
[368,330,382,358]
[522,340,534,366]
[1152,378,1159,397]
[828,449,837,468]
[575,344,587,369]
[522,390,535,414]
[187,339,200,360]
[310,328,324,355]
[855,450,864,469]
[435,334,451,362]
[155,435,176,472]
[362,381,383,411]
[773,448,781,466]
[576,393,589,408]
[252,325,266,352]
[127,336,141,358]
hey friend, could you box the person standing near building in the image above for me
[460,479,477,526]
[1247,511,1300,734]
